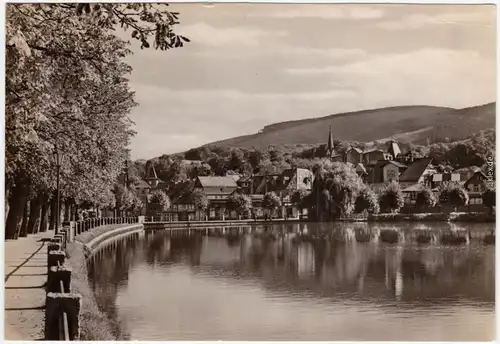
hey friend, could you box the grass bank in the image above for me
[65,224,143,340]
[66,241,122,340]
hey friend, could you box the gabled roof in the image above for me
[399,158,433,182]
[144,164,159,180]
[363,148,384,154]
[464,171,488,187]
[389,161,407,169]
[387,141,402,157]
[347,146,363,154]
[197,176,238,188]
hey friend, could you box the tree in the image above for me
[227,194,252,218]
[5,3,186,239]
[482,187,495,211]
[415,187,437,208]
[291,189,310,212]
[439,182,469,210]
[355,187,379,214]
[147,190,171,215]
[262,192,282,218]
[191,189,208,212]
[308,161,365,220]
[379,181,405,213]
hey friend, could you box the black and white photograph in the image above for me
[3,2,496,341]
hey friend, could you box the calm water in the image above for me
[87,222,495,341]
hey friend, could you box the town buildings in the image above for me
[134,128,491,220]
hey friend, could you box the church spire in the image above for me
[327,125,334,154]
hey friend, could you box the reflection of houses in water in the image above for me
[297,243,315,278]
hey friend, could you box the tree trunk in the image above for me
[39,194,50,233]
[27,195,43,234]
[18,201,30,237]
[64,199,72,222]
[5,187,10,228]
[49,195,57,231]
[5,182,28,240]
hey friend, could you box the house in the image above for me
[402,183,428,205]
[344,147,363,165]
[167,180,197,221]
[242,168,313,218]
[366,160,407,185]
[398,158,435,189]
[464,171,488,205]
[363,149,392,166]
[195,176,239,219]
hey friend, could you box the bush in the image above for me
[415,187,437,208]
[482,188,495,210]
[355,187,379,214]
[147,190,170,214]
[263,192,282,214]
[379,181,404,213]
[227,193,252,217]
[439,182,469,208]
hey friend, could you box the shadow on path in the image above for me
[5,242,46,282]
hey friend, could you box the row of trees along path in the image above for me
[5,3,188,239]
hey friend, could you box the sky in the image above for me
[123,3,496,160]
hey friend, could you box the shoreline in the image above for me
[143,212,495,230]
[65,224,143,340]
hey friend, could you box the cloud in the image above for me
[378,11,495,30]
[286,48,495,108]
[133,84,357,102]
[178,22,287,46]
[251,5,384,20]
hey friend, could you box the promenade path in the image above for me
[4,230,53,340]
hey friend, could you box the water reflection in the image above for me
[88,223,495,341]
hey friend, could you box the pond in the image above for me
[87,222,495,341]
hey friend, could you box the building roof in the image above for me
[363,148,384,154]
[181,159,202,165]
[135,179,151,189]
[144,164,159,180]
[228,174,243,182]
[327,126,334,153]
[464,171,488,187]
[399,158,433,182]
[356,163,367,175]
[402,183,426,192]
[388,161,407,169]
[387,141,402,157]
[197,176,238,188]
[347,147,364,154]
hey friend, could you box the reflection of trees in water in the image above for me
[87,234,142,339]
[150,226,494,305]
[89,225,494,322]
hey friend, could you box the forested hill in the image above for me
[207,103,495,149]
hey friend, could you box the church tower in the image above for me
[326,125,335,158]
[144,164,160,188]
